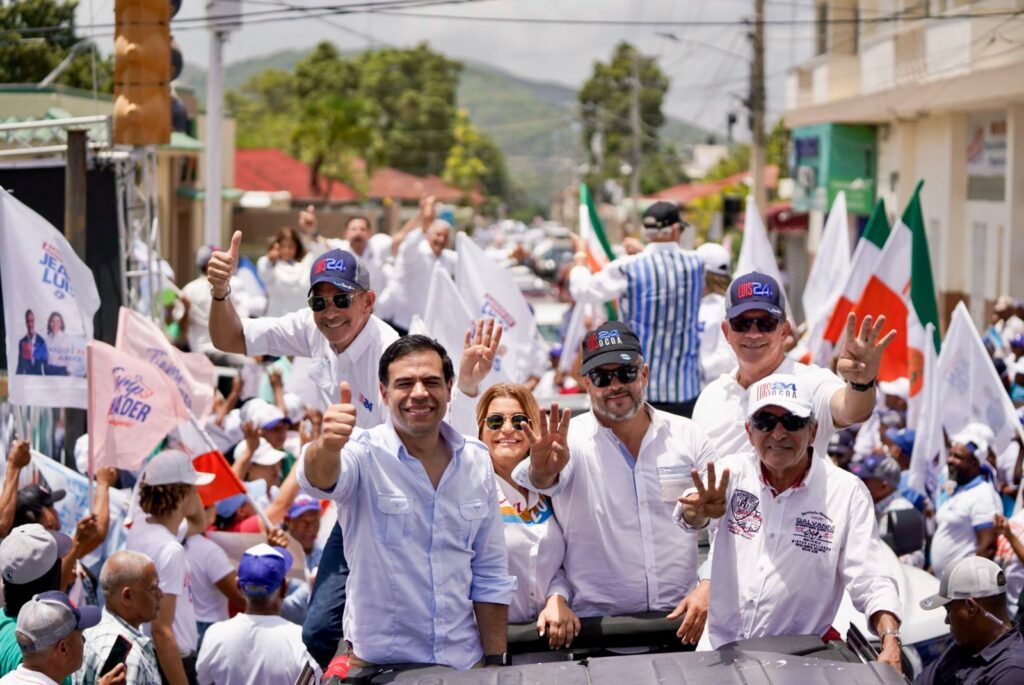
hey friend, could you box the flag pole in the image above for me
[86,342,94,513]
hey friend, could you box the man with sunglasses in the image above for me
[512,321,717,645]
[206,232,399,669]
[678,373,903,672]
[917,556,1024,684]
[693,271,894,461]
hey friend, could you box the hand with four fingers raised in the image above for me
[458,318,504,398]
[678,461,731,530]
[835,313,897,386]
[522,402,572,490]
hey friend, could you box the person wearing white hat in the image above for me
[678,373,903,672]
[695,243,736,388]
[125,450,213,685]
[916,556,1024,684]
[930,429,1003,580]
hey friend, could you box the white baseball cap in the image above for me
[250,439,286,467]
[143,449,214,487]
[951,425,992,462]
[921,556,1006,609]
[0,524,72,585]
[747,373,813,419]
[282,393,306,425]
[878,377,910,401]
[696,242,731,277]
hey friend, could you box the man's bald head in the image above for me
[100,551,162,627]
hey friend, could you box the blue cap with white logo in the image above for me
[726,272,785,320]
[308,249,371,294]
[237,544,293,596]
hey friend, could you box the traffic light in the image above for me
[114,0,171,145]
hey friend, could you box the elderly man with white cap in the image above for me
[930,428,1003,580]
[695,242,736,387]
[678,373,903,672]
[916,556,1024,684]
[0,591,115,685]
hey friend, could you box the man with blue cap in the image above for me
[196,544,319,685]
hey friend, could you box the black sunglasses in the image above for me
[308,292,361,312]
[750,410,812,432]
[729,316,780,333]
[587,365,640,388]
[484,413,530,431]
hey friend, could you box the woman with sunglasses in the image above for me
[471,383,580,649]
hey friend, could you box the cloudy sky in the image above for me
[77,0,817,136]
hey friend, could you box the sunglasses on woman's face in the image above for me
[750,410,812,433]
[308,292,360,312]
[729,316,780,333]
[586,365,640,388]
[484,413,530,431]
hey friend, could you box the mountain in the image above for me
[178,49,713,208]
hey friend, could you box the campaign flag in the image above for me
[0,186,101,408]
[169,418,246,507]
[578,183,616,271]
[903,182,941,408]
[455,232,546,384]
[802,192,851,365]
[87,340,191,473]
[116,307,216,419]
[823,198,891,346]
[735,196,791,319]
[907,323,942,497]
[935,302,1022,454]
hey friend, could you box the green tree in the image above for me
[443,109,488,193]
[291,94,380,198]
[227,69,296,150]
[0,0,112,91]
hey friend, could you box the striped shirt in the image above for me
[75,609,161,685]
[569,243,705,402]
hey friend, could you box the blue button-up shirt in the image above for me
[297,419,516,670]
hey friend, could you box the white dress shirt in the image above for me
[512,407,714,617]
[698,292,736,387]
[196,613,320,685]
[678,451,901,647]
[376,229,437,329]
[257,254,314,317]
[242,310,398,428]
[693,356,845,460]
[930,475,1002,579]
[297,420,516,670]
[336,238,389,293]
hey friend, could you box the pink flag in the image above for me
[87,340,192,473]
[115,307,216,419]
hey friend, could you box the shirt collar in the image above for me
[954,474,987,495]
[643,242,681,253]
[383,411,466,461]
[585,403,660,439]
[977,627,1020,663]
[874,490,901,514]
[758,448,817,497]
[102,608,148,641]
[332,314,379,361]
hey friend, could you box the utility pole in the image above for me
[64,129,88,469]
[750,0,767,221]
[204,27,226,248]
[629,48,642,223]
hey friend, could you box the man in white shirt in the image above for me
[205,233,399,668]
[196,544,319,685]
[931,429,1003,579]
[335,216,389,293]
[693,271,894,459]
[695,242,736,387]
[678,373,903,672]
[299,335,516,669]
[513,322,715,644]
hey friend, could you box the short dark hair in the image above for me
[139,483,192,517]
[378,335,454,386]
[345,215,371,231]
[3,560,60,618]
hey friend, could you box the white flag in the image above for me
[802,192,851,364]
[907,323,942,497]
[936,302,1022,453]
[735,196,791,319]
[455,233,546,384]
[0,186,100,408]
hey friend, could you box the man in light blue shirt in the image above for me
[298,335,517,670]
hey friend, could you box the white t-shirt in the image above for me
[692,356,845,460]
[0,666,59,685]
[931,476,1003,579]
[375,229,439,329]
[698,293,735,388]
[125,518,199,655]
[257,254,313,318]
[184,534,236,623]
[196,613,320,685]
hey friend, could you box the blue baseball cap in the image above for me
[725,272,785,320]
[287,495,321,520]
[308,249,371,294]
[237,544,293,596]
[885,427,916,456]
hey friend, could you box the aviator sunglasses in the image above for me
[484,413,530,431]
[750,410,812,433]
[586,365,640,388]
[308,292,361,312]
[729,316,780,333]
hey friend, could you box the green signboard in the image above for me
[791,124,877,215]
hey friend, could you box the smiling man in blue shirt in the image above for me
[298,335,517,670]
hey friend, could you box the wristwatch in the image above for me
[483,653,511,667]
[211,285,231,301]
[848,378,876,392]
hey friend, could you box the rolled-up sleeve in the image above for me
[840,481,902,631]
[568,263,628,305]
[468,477,517,605]
[242,309,315,358]
[446,389,479,437]
[511,458,568,497]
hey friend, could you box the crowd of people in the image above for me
[2,197,1024,684]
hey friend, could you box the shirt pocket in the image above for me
[657,465,694,504]
[375,494,412,546]
[458,499,489,547]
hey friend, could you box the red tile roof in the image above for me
[234,149,359,202]
[648,165,780,204]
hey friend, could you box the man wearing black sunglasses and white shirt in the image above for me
[693,272,895,460]
[678,373,903,673]
[511,322,716,645]
[205,232,398,669]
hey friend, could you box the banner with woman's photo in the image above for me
[0,186,100,408]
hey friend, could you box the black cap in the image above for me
[642,201,681,230]
[16,484,65,512]
[580,322,643,375]
[725,272,785,320]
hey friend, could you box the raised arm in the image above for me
[522,403,572,491]
[677,461,731,530]
[207,230,247,354]
[830,314,897,427]
[303,382,356,491]
[0,441,30,538]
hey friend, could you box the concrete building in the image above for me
[785,0,1024,326]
